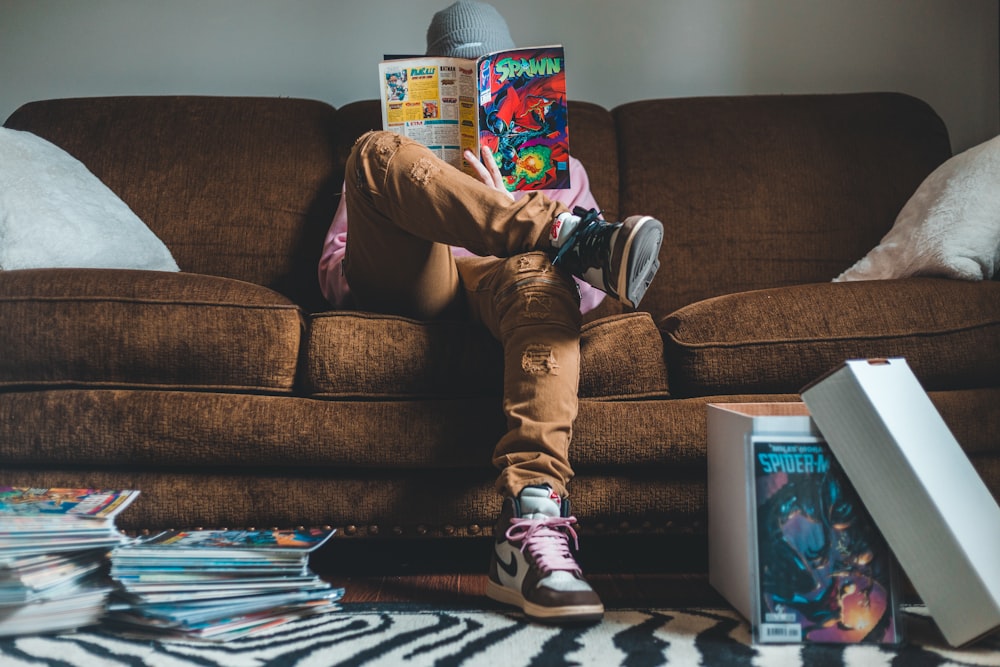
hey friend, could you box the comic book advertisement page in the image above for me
[476,45,570,192]
[751,438,901,645]
[378,57,479,173]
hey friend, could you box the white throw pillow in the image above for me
[835,134,1000,282]
[0,127,179,272]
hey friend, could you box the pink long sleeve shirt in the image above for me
[318,156,606,314]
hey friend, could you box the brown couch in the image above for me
[2,93,997,576]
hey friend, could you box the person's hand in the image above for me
[464,145,514,201]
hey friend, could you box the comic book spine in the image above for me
[751,438,901,645]
[476,45,570,192]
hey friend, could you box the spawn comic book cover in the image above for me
[476,45,570,192]
[751,440,901,644]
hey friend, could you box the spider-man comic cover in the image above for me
[752,440,901,644]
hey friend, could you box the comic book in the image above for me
[0,487,140,527]
[0,550,107,604]
[0,586,112,637]
[0,487,134,560]
[116,528,334,558]
[378,45,570,192]
[751,438,901,644]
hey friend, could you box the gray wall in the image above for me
[2,0,997,152]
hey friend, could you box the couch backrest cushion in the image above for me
[4,96,342,311]
[564,101,619,220]
[614,93,952,318]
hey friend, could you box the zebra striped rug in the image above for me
[2,604,998,666]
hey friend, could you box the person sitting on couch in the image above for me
[318,0,664,624]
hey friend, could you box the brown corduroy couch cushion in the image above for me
[660,278,1000,396]
[302,311,669,399]
[0,269,303,392]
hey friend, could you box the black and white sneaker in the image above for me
[487,486,604,624]
[550,207,663,308]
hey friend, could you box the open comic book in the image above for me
[378,45,570,192]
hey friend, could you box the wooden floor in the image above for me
[316,535,922,610]
[313,535,727,608]
[324,572,726,608]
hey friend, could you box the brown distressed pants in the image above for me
[343,130,581,498]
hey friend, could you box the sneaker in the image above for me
[550,207,663,308]
[487,486,604,624]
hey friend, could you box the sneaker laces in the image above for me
[551,207,622,296]
[505,515,582,576]
[551,207,610,268]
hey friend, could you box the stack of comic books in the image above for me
[0,487,139,637]
[105,528,342,641]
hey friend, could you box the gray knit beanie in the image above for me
[425,1,515,58]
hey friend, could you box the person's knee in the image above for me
[492,252,581,329]
[351,131,444,194]
[351,130,402,166]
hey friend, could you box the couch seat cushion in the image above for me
[0,269,303,392]
[660,278,1000,396]
[303,311,669,399]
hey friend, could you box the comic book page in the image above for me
[751,438,901,645]
[476,45,570,191]
[378,57,480,173]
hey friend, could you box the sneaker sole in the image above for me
[616,215,663,308]
[486,579,604,624]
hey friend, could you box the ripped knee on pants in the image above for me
[355,131,441,187]
[521,344,560,375]
[496,253,580,315]
[355,130,403,154]
[408,157,440,186]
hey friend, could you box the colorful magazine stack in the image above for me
[0,487,139,637]
[106,528,342,641]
